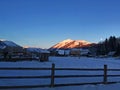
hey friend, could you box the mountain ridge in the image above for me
[50,39,93,49]
[0,40,22,49]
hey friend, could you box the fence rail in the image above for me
[0,63,120,89]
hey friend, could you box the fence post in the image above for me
[50,63,55,87]
[103,64,107,84]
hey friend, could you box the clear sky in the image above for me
[0,0,120,48]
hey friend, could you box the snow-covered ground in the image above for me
[0,56,120,90]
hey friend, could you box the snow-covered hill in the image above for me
[50,39,92,49]
[0,39,22,49]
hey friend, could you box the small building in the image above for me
[56,49,71,56]
[80,48,90,56]
[57,49,65,56]
[70,48,80,56]
[39,50,50,62]
[64,49,70,56]
[23,47,50,61]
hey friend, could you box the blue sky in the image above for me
[0,0,120,48]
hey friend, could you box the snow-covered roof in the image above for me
[58,50,65,55]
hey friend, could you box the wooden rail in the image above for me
[0,64,120,89]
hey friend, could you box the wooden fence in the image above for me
[0,64,120,89]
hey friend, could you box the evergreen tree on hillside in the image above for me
[96,36,120,56]
[104,38,109,54]
[108,36,116,51]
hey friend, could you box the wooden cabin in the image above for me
[70,49,80,56]
[39,50,50,62]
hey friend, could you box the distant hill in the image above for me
[0,40,23,53]
[50,39,93,49]
[24,47,50,53]
[0,40,22,48]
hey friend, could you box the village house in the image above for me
[80,48,90,56]
[23,47,50,61]
[70,48,80,56]
[39,50,50,62]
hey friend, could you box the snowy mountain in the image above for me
[4,41,21,47]
[0,39,22,50]
[50,39,92,49]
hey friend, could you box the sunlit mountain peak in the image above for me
[61,39,73,43]
[50,39,92,49]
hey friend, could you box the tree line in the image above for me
[96,36,120,56]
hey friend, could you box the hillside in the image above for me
[50,39,92,49]
[0,40,22,48]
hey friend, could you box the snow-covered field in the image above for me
[0,56,120,90]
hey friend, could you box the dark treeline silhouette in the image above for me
[96,36,120,56]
